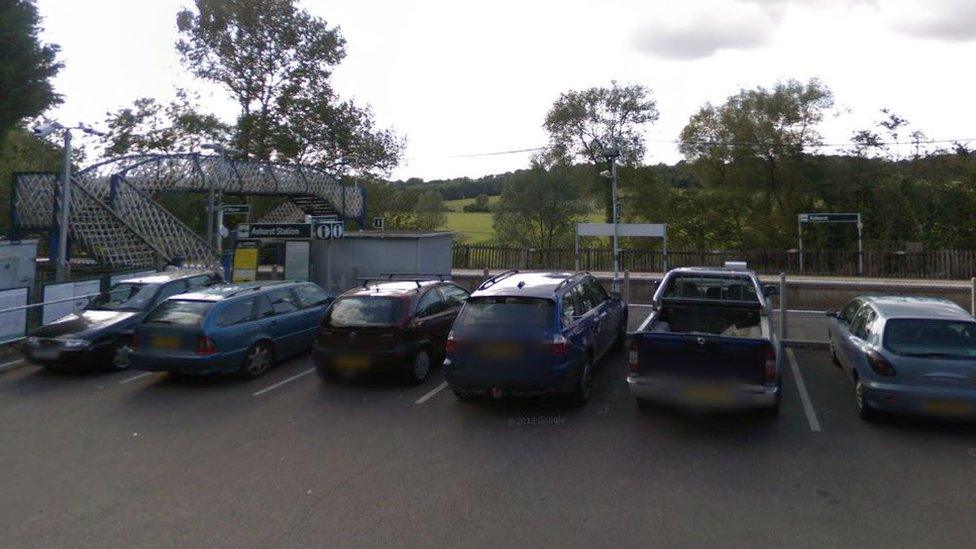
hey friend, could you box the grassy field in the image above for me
[443,196,603,244]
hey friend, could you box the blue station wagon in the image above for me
[443,270,627,405]
[129,281,333,379]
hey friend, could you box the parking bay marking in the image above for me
[415,381,448,404]
[253,367,316,397]
[786,348,822,432]
[119,372,155,385]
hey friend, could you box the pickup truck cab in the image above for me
[627,266,781,413]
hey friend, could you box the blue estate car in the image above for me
[443,270,627,405]
[130,281,333,379]
[828,296,976,421]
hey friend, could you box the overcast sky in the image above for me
[35,0,976,180]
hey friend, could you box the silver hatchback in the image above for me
[827,296,976,421]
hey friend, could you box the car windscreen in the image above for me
[455,297,554,328]
[144,300,214,326]
[660,274,759,303]
[87,283,159,312]
[884,319,976,358]
[326,296,405,327]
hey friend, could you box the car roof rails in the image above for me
[554,272,588,293]
[224,280,290,297]
[476,269,519,291]
[356,274,445,289]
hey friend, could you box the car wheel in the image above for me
[240,342,274,380]
[763,392,782,416]
[108,343,132,371]
[569,355,594,406]
[316,363,338,382]
[855,379,878,421]
[406,349,431,385]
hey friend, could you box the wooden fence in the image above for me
[451,245,976,280]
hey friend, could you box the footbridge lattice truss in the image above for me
[11,154,364,271]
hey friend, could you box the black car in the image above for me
[23,270,222,371]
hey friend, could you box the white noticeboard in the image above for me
[575,223,666,238]
[42,279,102,324]
[284,240,310,281]
[0,287,28,344]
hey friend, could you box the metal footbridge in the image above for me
[10,154,364,272]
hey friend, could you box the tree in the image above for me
[492,161,590,249]
[543,82,659,221]
[0,0,63,142]
[0,127,62,229]
[462,193,491,212]
[414,190,446,232]
[98,89,232,156]
[176,0,403,175]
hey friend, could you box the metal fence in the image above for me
[452,245,976,280]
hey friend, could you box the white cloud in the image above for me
[890,0,976,42]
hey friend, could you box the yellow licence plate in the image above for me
[153,336,181,350]
[922,400,973,416]
[335,355,370,370]
[682,385,734,405]
[480,344,522,360]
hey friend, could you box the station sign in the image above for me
[221,204,250,215]
[798,213,860,223]
[314,221,345,240]
[372,217,385,230]
[237,223,311,240]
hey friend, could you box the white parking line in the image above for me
[119,372,154,385]
[415,381,448,404]
[0,358,26,373]
[786,348,822,432]
[252,367,316,397]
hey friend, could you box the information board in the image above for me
[232,240,259,282]
[284,241,310,281]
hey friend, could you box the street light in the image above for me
[33,121,106,282]
[200,143,243,250]
[596,140,622,292]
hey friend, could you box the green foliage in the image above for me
[176,0,403,175]
[0,128,61,230]
[492,165,590,249]
[414,190,446,232]
[0,0,63,142]
[462,194,491,212]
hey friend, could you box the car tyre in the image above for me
[107,342,132,372]
[316,363,339,382]
[855,379,879,422]
[452,386,478,401]
[239,341,274,380]
[569,355,594,407]
[763,392,782,416]
[406,349,431,385]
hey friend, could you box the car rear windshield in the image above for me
[455,297,554,328]
[327,296,404,327]
[145,300,214,326]
[884,319,976,358]
[661,274,759,303]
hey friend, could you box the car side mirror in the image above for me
[763,284,779,297]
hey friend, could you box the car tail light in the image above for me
[196,335,217,356]
[628,339,639,372]
[445,331,457,354]
[867,349,896,376]
[764,347,777,383]
[551,334,569,356]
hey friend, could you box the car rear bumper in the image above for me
[312,343,420,374]
[627,374,780,409]
[443,358,578,396]
[130,351,241,375]
[862,379,976,418]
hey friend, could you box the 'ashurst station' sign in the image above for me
[237,223,311,240]
[798,213,860,223]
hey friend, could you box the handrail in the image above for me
[0,293,100,315]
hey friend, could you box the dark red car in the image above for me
[313,279,469,384]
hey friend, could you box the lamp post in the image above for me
[200,144,243,250]
[599,142,622,292]
[33,122,106,282]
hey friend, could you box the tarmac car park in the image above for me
[5,271,976,546]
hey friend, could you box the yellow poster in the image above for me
[232,242,259,282]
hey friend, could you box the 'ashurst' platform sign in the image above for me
[237,223,311,240]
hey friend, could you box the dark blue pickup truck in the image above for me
[627,266,782,413]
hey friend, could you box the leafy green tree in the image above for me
[462,193,491,212]
[492,161,590,249]
[176,0,403,174]
[413,190,446,232]
[543,81,659,221]
[99,89,232,156]
[0,0,63,143]
[0,128,62,230]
